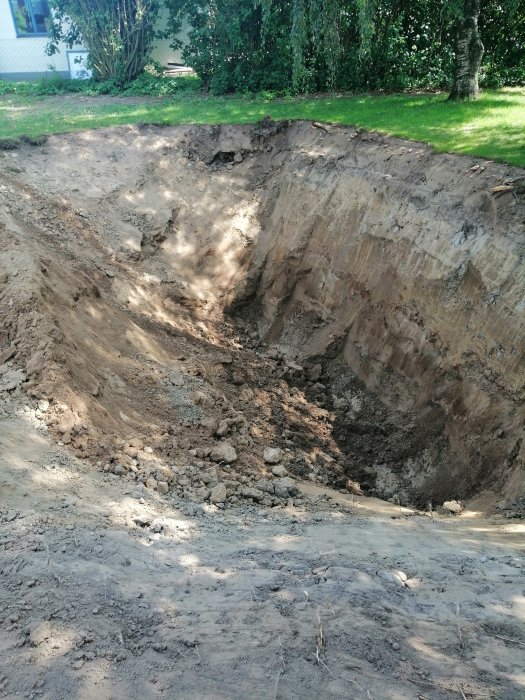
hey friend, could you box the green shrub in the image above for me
[0,74,200,98]
[164,0,525,95]
[481,65,525,89]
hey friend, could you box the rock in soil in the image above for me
[443,500,464,514]
[210,482,227,503]
[210,443,238,464]
[263,447,282,464]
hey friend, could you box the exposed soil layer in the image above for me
[1,122,525,700]
[1,121,524,508]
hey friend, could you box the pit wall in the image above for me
[3,120,524,505]
[231,122,525,503]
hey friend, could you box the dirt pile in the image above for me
[1,120,524,508]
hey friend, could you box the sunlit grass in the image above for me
[1,88,524,167]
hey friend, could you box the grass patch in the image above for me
[0,87,524,167]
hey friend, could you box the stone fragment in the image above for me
[200,417,218,436]
[0,368,26,392]
[210,443,237,463]
[201,467,218,484]
[255,478,274,494]
[210,483,227,504]
[240,386,254,402]
[443,500,463,514]
[272,464,287,477]
[215,420,230,437]
[157,481,169,495]
[345,479,363,495]
[263,447,282,465]
[273,477,298,499]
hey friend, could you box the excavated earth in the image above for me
[0,121,524,699]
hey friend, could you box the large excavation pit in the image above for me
[1,121,525,700]
[2,121,524,508]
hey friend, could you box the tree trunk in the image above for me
[448,0,484,100]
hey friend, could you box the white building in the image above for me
[0,0,185,80]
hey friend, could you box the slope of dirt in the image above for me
[1,121,525,699]
[1,392,524,700]
[1,121,524,508]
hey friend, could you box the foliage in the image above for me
[480,0,525,86]
[0,73,200,97]
[47,0,161,83]
[163,0,525,94]
[163,0,293,93]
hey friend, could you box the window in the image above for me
[10,0,51,36]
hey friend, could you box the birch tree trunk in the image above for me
[449,0,484,100]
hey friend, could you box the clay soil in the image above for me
[0,122,524,699]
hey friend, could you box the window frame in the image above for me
[9,0,51,38]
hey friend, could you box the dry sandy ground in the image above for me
[1,391,524,700]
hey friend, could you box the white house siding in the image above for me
[151,35,185,68]
[0,0,186,80]
[150,7,186,67]
[0,0,73,78]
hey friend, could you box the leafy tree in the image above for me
[164,0,293,93]
[164,0,524,95]
[481,0,525,86]
[289,0,341,91]
[47,0,161,83]
[448,0,521,99]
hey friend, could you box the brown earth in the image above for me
[2,398,525,699]
[1,120,524,508]
[1,121,525,699]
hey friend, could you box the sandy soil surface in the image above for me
[1,391,525,699]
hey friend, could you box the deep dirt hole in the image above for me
[1,120,524,510]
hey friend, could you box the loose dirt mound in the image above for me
[1,121,524,508]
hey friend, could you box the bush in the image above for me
[481,65,525,89]
[168,0,292,94]
[47,0,161,83]
[0,73,201,98]
[165,0,525,95]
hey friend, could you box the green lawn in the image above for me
[1,88,524,167]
